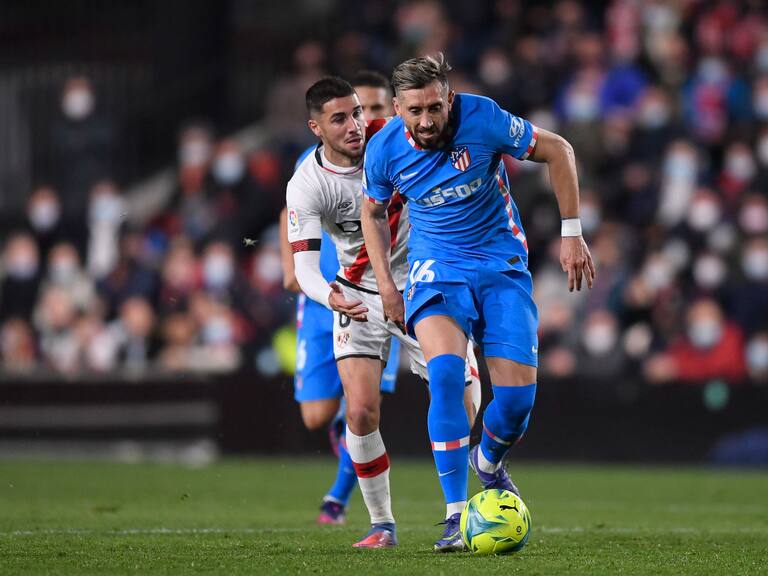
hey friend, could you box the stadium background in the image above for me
[0,0,767,467]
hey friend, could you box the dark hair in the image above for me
[305,76,355,115]
[349,70,391,91]
[391,53,452,94]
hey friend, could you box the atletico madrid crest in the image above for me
[450,146,471,171]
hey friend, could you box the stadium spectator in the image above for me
[48,76,117,246]
[0,232,41,322]
[645,298,747,385]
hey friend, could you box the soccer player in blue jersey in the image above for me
[278,71,401,526]
[361,54,596,551]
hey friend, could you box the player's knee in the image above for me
[491,384,536,433]
[345,402,380,434]
[427,355,466,398]
[300,402,337,431]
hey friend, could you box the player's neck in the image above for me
[321,145,361,169]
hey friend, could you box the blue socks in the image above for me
[427,354,470,508]
[480,383,537,466]
[326,410,357,506]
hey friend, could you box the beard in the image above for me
[409,116,452,149]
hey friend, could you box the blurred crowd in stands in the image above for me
[0,0,766,386]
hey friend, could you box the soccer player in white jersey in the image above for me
[361,54,595,551]
[286,76,479,549]
[279,71,402,527]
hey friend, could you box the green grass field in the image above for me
[0,458,766,575]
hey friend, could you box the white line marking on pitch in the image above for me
[1,526,767,538]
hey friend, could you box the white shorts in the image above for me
[332,283,475,383]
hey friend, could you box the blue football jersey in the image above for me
[295,144,340,282]
[363,93,537,271]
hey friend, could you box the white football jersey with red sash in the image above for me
[286,118,410,294]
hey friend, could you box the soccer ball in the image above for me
[460,489,531,555]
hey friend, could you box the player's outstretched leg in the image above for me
[318,405,356,525]
[470,383,536,494]
[347,426,397,548]
[428,353,471,552]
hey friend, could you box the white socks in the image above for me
[345,427,394,525]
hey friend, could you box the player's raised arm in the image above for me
[528,128,596,292]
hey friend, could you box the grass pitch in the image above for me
[0,458,766,575]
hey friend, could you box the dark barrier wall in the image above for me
[2,372,766,463]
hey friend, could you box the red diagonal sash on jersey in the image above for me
[344,191,403,284]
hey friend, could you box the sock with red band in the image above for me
[427,354,470,518]
[345,427,394,525]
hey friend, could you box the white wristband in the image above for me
[561,218,582,237]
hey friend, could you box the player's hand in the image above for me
[381,286,406,334]
[328,282,368,322]
[561,236,596,292]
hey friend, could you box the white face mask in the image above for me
[583,324,617,356]
[29,201,60,232]
[643,258,674,291]
[738,205,768,235]
[693,255,726,289]
[203,254,234,287]
[479,54,512,87]
[688,319,722,349]
[742,248,768,281]
[663,152,697,180]
[687,200,721,231]
[203,317,232,345]
[179,139,211,167]
[62,88,94,120]
[4,251,38,280]
[89,194,123,225]
[638,101,671,129]
[724,153,756,181]
[256,251,283,284]
[50,258,78,283]
[746,337,768,372]
[212,153,245,185]
[567,89,598,122]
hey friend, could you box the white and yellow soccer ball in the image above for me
[460,489,531,555]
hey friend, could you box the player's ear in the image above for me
[447,90,455,109]
[392,96,401,117]
[308,118,322,139]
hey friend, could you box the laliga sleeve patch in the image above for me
[287,208,300,235]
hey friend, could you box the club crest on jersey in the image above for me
[337,331,350,348]
[450,146,471,172]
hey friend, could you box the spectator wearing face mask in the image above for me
[730,238,768,336]
[86,180,125,279]
[575,309,627,380]
[42,242,95,313]
[745,332,768,385]
[48,76,117,239]
[0,232,41,321]
[645,298,747,385]
[25,186,63,255]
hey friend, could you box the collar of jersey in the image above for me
[402,122,454,152]
[314,144,362,175]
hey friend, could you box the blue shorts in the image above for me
[403,260,539,367]
[294,295,399,402]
